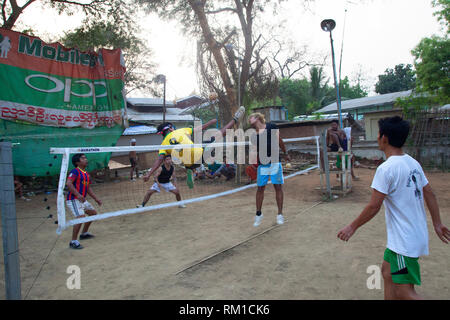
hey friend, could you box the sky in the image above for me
[19,0,445,100]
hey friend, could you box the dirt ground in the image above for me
[1,166,449,300]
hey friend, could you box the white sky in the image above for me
[19,0,444,100]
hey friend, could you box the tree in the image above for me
[375,64,416,94]
[339,76,368,100]
[309,66,330,103]
[139,0,310,122]
[432,0,450,33]
[397,0,450,110]
[1,0,135,31]
[412,36,449,105]
[278,78,312,118]
[61,20,157,95]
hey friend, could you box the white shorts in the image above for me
[150,182,177,193]
[66,199,95,217]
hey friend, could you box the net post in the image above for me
[0,142,22,300]
[320,130,332,200]
[315,136,321,170]
[56,149,70,234]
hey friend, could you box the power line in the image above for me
[338,8,348,85]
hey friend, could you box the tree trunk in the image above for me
[2,0,36,30]
[188,0,238,119]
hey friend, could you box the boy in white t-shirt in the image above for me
[337,116,449,300]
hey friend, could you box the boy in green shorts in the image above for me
[337,116,449,299]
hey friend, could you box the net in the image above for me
[50,136,320,234]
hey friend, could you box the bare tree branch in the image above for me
[205,7,236,14]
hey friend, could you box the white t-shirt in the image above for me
[371,154,429,258]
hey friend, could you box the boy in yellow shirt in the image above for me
[143,106,245,188]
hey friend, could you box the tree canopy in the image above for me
[397,0,450,110]
[278,66,367,119]
[60,20,157,95]
[138,0,314,121]
[374,64,416,94]
[1,0,135,31]
[412,35,449,105]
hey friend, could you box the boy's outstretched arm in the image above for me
[423,184,450,244]
[193,119,217,134]
[143,154,165,181]
[337,189,386,241]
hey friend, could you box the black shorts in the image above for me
[130,158,137,167]
[328,144,339,152]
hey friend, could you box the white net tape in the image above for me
[50,136,320,234]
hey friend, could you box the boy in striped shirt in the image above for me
[66,154,102,249]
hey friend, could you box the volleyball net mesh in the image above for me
[50,135,320,234]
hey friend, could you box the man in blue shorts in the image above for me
[248,112,290,227]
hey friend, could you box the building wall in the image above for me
[278,119,355,139]
[364,110,403,141]
[279,123,328,139]
[253,107,286,122]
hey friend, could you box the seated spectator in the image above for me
[245,164,258,184]
[206,162,236,181]
[327,120,347,152]
[14,176,30,201]
[194,164,206,180]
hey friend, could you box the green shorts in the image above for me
[336,155,349,169]
[383,248,421,285]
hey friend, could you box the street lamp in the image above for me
[154,74,166,122]
[321,19,343,129]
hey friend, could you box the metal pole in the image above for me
[0,142,22,300]
[320,131,332,200]
[163,77,166,123]
[329,31,343,129]
[238,39,241,108]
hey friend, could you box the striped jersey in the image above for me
[66,167,90,200]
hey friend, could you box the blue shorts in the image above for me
[257,163,284,187]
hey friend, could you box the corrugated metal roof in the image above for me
[128,114,198,122]
[123,125,157,135]
[316,90,412,113]
[127,97,176,107]
[293,113,350,121]
[126,106,198,122]
[128,107,184,115]
[179,101,214,115]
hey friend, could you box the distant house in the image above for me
[126,97,199,128]
[280,113,364,141]
[175,95,206,109]
[315,90,413,141]
[315,90,412,120]
[252,106,288,123]
[112,98,200,170]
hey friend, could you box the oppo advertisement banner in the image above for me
[0,28,126,129]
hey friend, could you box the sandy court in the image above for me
[1,167,449,300]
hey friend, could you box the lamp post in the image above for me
[321,19,343,129]
[154,74,166,122]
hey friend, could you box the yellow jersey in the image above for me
[159,128,203,166]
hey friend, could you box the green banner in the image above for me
[0,28,126,129]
